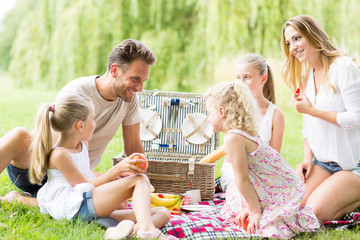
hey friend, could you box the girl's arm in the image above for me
[269,108,285,153]
[49,149,89,186]
[225,133,261,233]
[50,149,145,188]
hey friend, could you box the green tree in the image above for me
[0,0,359,92]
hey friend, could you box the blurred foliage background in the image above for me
[0,0,359,92]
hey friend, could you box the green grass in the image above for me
[1,74,360,239]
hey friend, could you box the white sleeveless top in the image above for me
[220,102,277,191]
[37,141,96,220]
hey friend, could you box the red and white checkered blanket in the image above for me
[160,193,360,239]
[322,212,360,231]
[160,193,256,239]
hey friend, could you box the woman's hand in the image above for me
[296,160,312,182]
[292,89,314,115]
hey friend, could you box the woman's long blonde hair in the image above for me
[29,93,93,185]
[204,81,260,136]
[281,15,343,91]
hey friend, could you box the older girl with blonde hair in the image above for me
[282,15,360,222]
[205,81,319,238]
[220,54,285,192]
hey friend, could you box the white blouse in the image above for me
[303,56,360,170]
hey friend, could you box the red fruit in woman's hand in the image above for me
[295,88,300,94]
[133,155,148,171]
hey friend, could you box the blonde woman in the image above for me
[282,15,360,222]
[205,81,319,238]
[28,93,174,240]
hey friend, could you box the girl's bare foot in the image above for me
[5,191,38,206]
[5,191,23,201]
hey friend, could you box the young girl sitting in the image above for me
[29,93,174,240]
[220,54,285,192]
[205,81,319,238]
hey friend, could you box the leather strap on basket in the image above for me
[185,115,210,141]
[188,157,196,190]
[141,112,159,138]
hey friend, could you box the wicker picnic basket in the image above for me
[113,90,219,200]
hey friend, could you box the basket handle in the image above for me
[147,173,186,181]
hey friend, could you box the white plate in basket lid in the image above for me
[140,109,162,141]
[181,113,213,144]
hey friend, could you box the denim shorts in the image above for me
[6,164,47,197]
[73,191,98,222]
[312,155,360,177]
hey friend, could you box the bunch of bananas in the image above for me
[150,193,182,212]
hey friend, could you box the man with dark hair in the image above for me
[0,39,156,203]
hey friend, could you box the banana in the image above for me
[171,197,183,211]
[156,193,180,199]
[150,193,179,207]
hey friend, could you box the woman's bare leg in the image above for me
[301,164,332,206]
[305,170,360,222]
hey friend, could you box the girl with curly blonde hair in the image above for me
[205,81,319,238]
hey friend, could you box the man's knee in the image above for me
[9,127,31,147]
[1,127,32,167]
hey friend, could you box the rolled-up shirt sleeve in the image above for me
[336,60,360,129]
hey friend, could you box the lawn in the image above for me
[1,73,360,239]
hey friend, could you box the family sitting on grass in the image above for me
[1,15,360,239]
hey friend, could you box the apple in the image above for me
[133,155,148,171]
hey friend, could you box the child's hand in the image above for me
[115,154,146,175]
[247,212,261,234]
[234,210,249,230]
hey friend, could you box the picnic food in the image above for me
[133,155,148,171]
[241,218,249,231]
[199,145,225,163]
[150,193,183,211]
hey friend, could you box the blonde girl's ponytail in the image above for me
[29,104,53,185]
[263,64,276,104]
[29,94,94,185]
